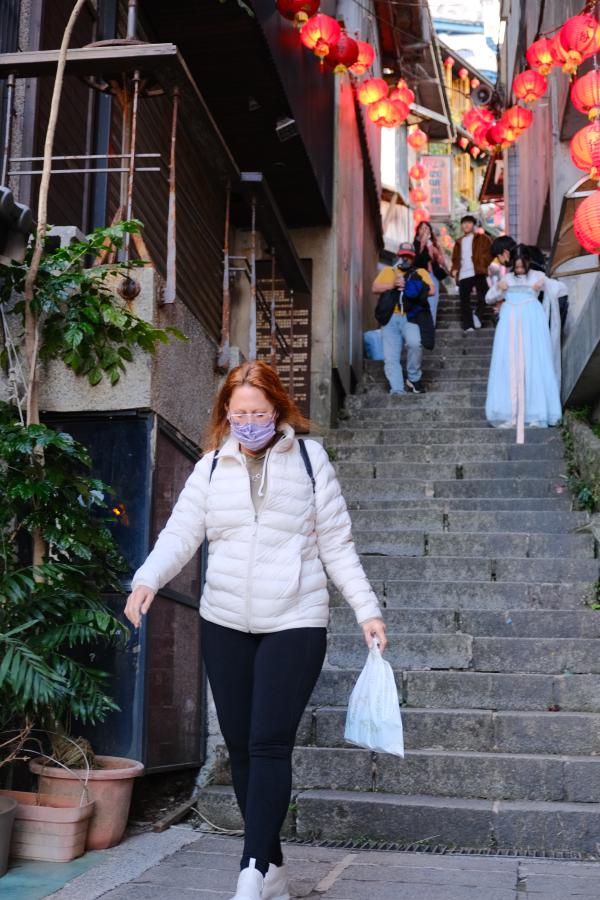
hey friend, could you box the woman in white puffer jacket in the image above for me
[125,361,386,900]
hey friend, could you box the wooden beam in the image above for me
[0,43,179,78]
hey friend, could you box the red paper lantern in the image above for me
[471,146,481,158]
[471,78,480,90]
[410,187,428,204]
[559,14,600,74]
[409,163,426,181]
[276,0,319,28]
[502,105,533,132]
[357,77,388,106]
[413,208,430,224]
[458,67,469,80]
[549,31,570,70]
[368,99,402,128]
[443,55,455,67]
[513,70,547,104]
[487,122,508,147]
[390,78,415,107]
[526,36,554,75]
[458,136,469,150]
[390,99,410,124]
[324,32,359,73]
[300,14,341,59]
[571,69,600,120]
[407,127,428,150]
[349,39,375,75]
[570,122,600,176]
[573,190,600,252]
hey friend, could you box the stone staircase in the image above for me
[203,294,600,854]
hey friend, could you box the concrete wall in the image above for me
[1,266,220,447]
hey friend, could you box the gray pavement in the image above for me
[48,830,600,899]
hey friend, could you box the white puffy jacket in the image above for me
[131,424,382,633]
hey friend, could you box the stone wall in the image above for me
[564,411,600,509]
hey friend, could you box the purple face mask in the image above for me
[230,417,276,452]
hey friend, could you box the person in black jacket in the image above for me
[413,222,449,324]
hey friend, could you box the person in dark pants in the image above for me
[125,361,386,900]
[451,215,493,333]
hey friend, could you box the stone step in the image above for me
[347,497,573,511]
[375,580,592,610]
[312,669,600,712]
[329,608,600,638]
[329,579,592,611]
[345,407,487,424]
[326,633,600,673]
[328,426,561,445]
[340,478,569,502]
[333,441,566,463]
[291,745,600,802]
[294,789,600,852]
[336,460,566,481]
[360,555,599,584]
[308,707,600,756]
[196,784,600,852]
[348,392,487,409]
[349,509,585,533]
[354,531,593,559]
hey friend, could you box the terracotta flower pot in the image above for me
[0,789,94,863]
[29,755,144,850]
[0,796,17,876]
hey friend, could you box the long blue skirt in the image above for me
[485,293,562,439]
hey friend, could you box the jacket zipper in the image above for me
[242,444,275,632]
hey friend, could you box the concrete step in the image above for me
[349,509,585,533]
[327,633,600,674]
[328,426,562,445]
[334,442,566,463]
[291,745,600,802]
[336,460,566,481]
[347,497,574,511]
[347,392,487,409]
[382,581,591,610]
[360,555,599,584]
[345,407,488,424]
[355,531,593,559]
[294,789,600,852]
[311,668,600,712]
[329,608,600,638]
[308,707,600,756]
[339,478,568,502]
[329,579,592,611]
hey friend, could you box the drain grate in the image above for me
[282,835,595,861]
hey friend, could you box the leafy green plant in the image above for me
[0,222,185,767]
[0,222,185,387]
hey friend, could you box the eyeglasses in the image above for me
[228,412,275,425]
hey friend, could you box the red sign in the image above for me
[421,155,452,217]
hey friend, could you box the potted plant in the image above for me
[0,222,184,864]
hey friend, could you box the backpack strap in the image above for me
[298,438,316,494]
[209,448,219,482]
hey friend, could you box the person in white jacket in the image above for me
[125,361,386,900]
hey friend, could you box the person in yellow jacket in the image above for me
[371,242,435,395]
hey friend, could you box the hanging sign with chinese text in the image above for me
[421,155,452,217]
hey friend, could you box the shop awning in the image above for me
[549,176,600,277]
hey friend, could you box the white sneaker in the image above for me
[230,860,264,900]
[473,314,482,329]
[262,863,290,900]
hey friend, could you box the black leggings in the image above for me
[459,274,489,329]
[201,618,327,876]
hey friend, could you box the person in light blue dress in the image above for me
[485,248,562,444]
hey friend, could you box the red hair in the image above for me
[204,361,310,450]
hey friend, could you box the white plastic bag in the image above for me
[344,643,404,756]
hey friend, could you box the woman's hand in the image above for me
[497,279,508,291]
[533,277,545,291]
[362,618,387,653]
[125,585,156,628]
